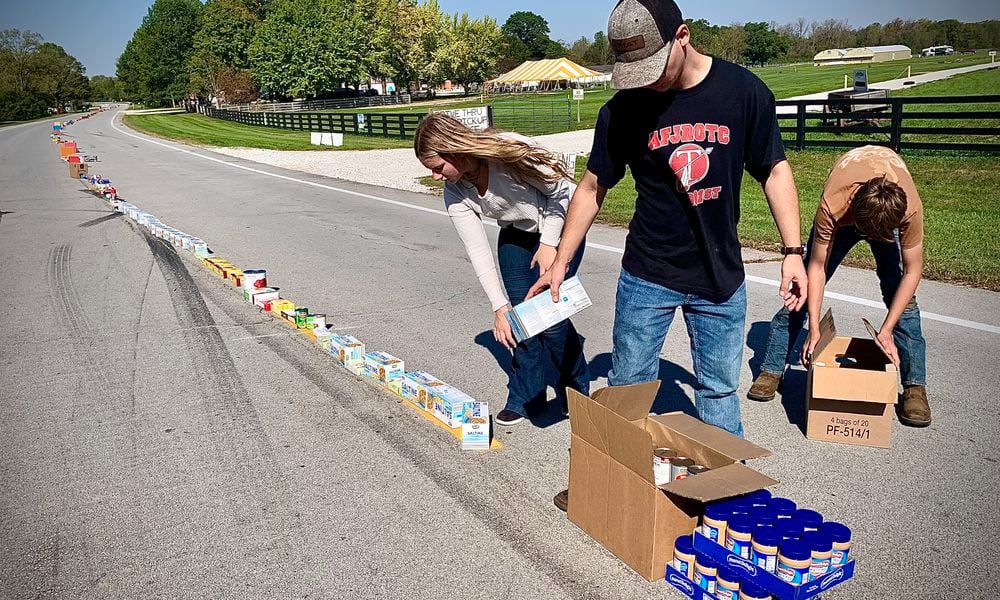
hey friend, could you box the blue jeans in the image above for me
[497,228,590,414]
[609,269,747,437]
[760,225,927,387]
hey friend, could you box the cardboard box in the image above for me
[364,351,404,394]
[68,163,88,179]
[330,335,365,373]
[401,371,444,411]
[429,385,476,429]
[806,310,898,449]
[270,299,295,319]
[566,382,776,581]
[506,275,592,342]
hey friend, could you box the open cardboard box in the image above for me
[566,382,777,581]
[806,309,898,448]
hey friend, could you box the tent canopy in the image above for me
[488,58,602,88]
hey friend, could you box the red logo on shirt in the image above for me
[669,143,712,191]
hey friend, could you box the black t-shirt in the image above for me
[587,58,786,300]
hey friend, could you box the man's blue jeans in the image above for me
[497,227,590,415]
[609,269,747,437]
[760,225,927,387]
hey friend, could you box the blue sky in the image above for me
[2,0,997,76]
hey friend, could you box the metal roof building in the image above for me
[814,45,911,65]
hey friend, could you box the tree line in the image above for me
[0,29,91,121]
[115,0,1000,108]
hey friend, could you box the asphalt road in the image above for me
[1,108,998,599]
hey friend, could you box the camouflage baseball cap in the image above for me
[608,0,684,89]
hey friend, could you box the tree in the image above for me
[33,42,90,110]
[501,11,552,60]
[743,22,787,66]
[713,25,747,64]
[811,19,854,52]
[437,13,503,95]
[498,35,530,73]
[116,0,203,106]
[194,0,259,70]
[0,29,43,93]
[583,31,612,66]
[544,39,568,59]
[567,36,592,66]
[249,0,365,98]
[90,75,120,101]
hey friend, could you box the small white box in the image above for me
[506,276,592,343]
[462,401,490,450]
[364,351,404,395]
[329,335,365,370]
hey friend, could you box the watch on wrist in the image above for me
[781,245,806,256]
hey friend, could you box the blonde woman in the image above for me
[414,113,590,426]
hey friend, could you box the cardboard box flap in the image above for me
[812,367,899,404]
[659,463,778,503]
[862,317,896,363]
[812,308,838,359]
[650,413,772,462]
[590,381,660,422]
[568,389,656,483]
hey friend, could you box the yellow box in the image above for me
[270,299,295,318]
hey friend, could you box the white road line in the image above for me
[110,112,1000,336]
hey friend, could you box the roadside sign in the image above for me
[436,106,491,130]
[853,69,869,92]
[572,89,584,101]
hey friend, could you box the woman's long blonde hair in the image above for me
[413,113,573,185]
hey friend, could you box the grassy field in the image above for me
[123,113,413,151]
[585,149,1000,290]
[321,53,994,136]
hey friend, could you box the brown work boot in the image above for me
[899,385,932,427]
[748,372,782,402]
[553,489,569,512]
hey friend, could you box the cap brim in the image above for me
[611,42,673,90]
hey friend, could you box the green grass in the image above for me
[321,53,993,136]
[123,113,413,151]
[582,149,1000,290]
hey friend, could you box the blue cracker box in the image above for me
[363,351,405,394]
[329,335,366,374]
[429,385,475,428]
[401,371,444,411]
[691,532,856,599]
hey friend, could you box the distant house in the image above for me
[813,45,912,66]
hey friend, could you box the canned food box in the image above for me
[250,287,280,310]
[330,335,365,371]
[430,385,476,429]
[401,371,445,411]
[364,351,405,392]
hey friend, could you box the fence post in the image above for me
[890,100,903,152]
[796,103,806,151]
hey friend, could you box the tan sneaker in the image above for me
[899,385,932,427]
[748,372,782,402]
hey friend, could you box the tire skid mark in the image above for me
[138,229,306,591]
[201,285,603,600]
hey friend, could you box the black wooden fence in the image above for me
[776,95,1000,153]
[202,106,425,138]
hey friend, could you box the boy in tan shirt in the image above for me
[749,145,931,427]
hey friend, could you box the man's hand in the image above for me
[801,327,822,368]
[526,258,568,303]
[530,243,557,276]
[780,254,808,312]
[493,305,517,350]
[876,327,901,368]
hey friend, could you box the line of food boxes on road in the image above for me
[83,185,491,450]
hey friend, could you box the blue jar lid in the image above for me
[803,531,834,553]
[746,489,772,506]
[717,565,741,583]
[727,496,753,514]
[821,521,852,543]
[795,508,824,528]
[779,539,811,562]
[769,497,797,516]
[729,514,755,534]
[740,581,770,599]
[674,534,694,554]
[776,518,805,540]
[752,524,780,546]
[704,502,732,521]
[695,553,719,570]
[753,507,778,525]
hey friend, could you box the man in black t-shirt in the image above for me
[528,0,807,438]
